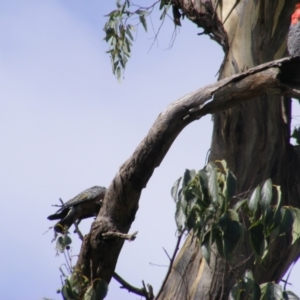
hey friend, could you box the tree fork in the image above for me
[74,56,300,297]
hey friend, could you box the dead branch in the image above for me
[102,231,138,241]
[156,233,184,299]
[113,272,154,300]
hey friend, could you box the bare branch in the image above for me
[156,233,183,299]
[102,230,138,241]
[113,272,154,300]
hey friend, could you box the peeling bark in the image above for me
[172,0,229,52]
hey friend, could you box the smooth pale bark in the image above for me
[158,1,300,299]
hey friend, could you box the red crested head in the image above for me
[291,4,300,25]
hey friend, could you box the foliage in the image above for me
[103,0,173,80]
[54,232,108,300]
[229,270,300,300]
[229,270,261,300]
[291,127,300,145]
[56,233,72,253]
[172,160,300,299]
[59,269,108,300]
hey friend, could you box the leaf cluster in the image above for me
[230,270,300,300]
[103,1,134,81]
[103,0,151,81]
[172,160,300,265]
[54,231,108,300]
[103,0,173,81]
[60,269,108,300]
[246,181,300,259]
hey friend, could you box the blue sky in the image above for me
[0,1,299,299]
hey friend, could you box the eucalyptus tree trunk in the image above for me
[157,1,300,299]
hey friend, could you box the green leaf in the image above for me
[62,278,78,300]
[292,127,300,145]
[125,26,134,41]
[182,169,196,188]
[83,280,108,300]
[171,177,181,202]
[290,207,300,244]
[249,221,264,257]
[283,290,300,300]
[217,159,227,170]
[175,203,186,233]
[198,169,209,204]
[184,182,198,205]
[116,66,121,82]
[201,230,212,265]
[227,209,239,221]
[262,207,274,233]
[229,281,243,300]
[56,234,72,253]
[242,270,261,299]
[160,6,168,20]
[230,270,261,300]
[260,282,282,300]
[218,213,229,229]
[159,0,171,10]
[279,207,294,235]
[225,170,237,202]
[206,163,218,204]
[248,186,260,215]
[244,269,254,281]
[234,199,248,212]
[273,185,282,223]
[186,204,201,233]
[139,15,147,32]
[249,282,261,299]
[222,220,241,259]
[260,179,272,211]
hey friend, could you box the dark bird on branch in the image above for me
[47,186,107,233]
[288,4,300,56]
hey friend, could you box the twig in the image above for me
[283,262,295,290]
[142,280,154,300]
[166,23,179,50]
[155,233,183,299]
[63,251,72,274]
[113,272,154,300]
[50,197,64,209]
[162,247,171,260]
[102,230,138,241]
[229,253,253,271]
[149,263,168,267]
[148,8,167,53]
[74,222,84,241]
[66,248,73,272]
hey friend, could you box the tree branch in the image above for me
[156,233,184,299]
[102,230,138,241]
[75,56,300,294]
[113,272,154,300]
